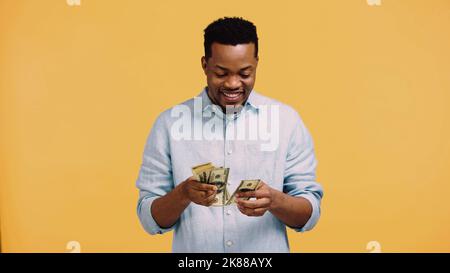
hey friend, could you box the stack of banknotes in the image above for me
[192,162,261,206]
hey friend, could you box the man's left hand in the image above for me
[236,181,275,217]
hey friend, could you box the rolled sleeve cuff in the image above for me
[291,193,321,232]
[138,196,176,235]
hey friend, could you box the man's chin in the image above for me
[221,101,245,110]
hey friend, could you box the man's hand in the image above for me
[181,176,218,207]
[236,181,274,217]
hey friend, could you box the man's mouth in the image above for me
[220,91,244,103]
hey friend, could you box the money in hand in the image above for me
[191,163,260,207]
[192,163,230,206]
[209,167,230,206]
[226,179,261,205]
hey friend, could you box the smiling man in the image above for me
[136,17,324,252]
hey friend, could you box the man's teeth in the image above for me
[223,92,241,98]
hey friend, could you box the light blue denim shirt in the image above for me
[136,88,323,253]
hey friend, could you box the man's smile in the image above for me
[220,90,244,103]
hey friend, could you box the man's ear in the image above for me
[201,56,207,75]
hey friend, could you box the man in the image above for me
[136,17,323,252]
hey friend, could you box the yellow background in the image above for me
[1,0,450,253]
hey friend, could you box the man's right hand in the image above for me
[181,177,218,206]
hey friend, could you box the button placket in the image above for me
[223,113,238,252]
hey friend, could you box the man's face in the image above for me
[201,42,258,111]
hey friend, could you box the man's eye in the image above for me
[216,73,227,78]
[240,74,251,78]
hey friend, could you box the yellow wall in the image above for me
[1,0,450,252]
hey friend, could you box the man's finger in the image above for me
[237,198,270,209]
[237,204,268,217]
[237,190,256,198]
[204,192,217,203]
[191,182,218,192]
[200,194,217,207]
[252,208,268,216]
[194,190,207,200]
[236,189,268,199]
[237,204,253,216]
[205,190,216,197]
[205,197,218,207]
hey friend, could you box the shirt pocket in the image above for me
[244,143,279,186]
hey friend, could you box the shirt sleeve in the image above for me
[136,112,176,235]
[283,111,324,232]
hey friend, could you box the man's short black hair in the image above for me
[203,17,258,60]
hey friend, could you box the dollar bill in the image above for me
[192,163,230,206]
[192,162,214,183]
[209,167,230,206]
[226,179,261,205]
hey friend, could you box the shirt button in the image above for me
[227,150,232,155]
[226,240,233,247]
[226,209,232,215]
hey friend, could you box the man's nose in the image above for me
[223,75,242,90]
